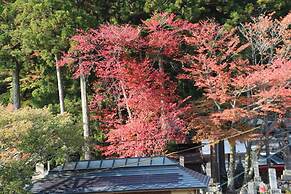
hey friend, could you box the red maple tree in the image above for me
[179,15,290,190]
[59,13,290,159]
[60,13,192,157]
[180,15,291,141]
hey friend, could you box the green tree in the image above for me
[0,0,22,110]
[0,0,96,111]
[143,0,290,26]
[0,106,83,193]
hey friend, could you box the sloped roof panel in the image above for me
[31,157,210,194]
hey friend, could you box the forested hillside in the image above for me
[0,0,290,193]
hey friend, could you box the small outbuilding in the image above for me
[30,156,210,194]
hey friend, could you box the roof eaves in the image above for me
[178,165,210,188]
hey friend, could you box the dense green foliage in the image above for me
[0,106,83,193]
[0,0,95,109]
[0,161,32,194]
[144,0,290,26]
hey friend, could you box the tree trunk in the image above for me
[12,62,20,110]
[227,144,236,191]
[243,91,254,183]
[120,82,132,120]
[80,74,91,160]
[158,57,166,130]
[218,140,228,192]
[55,56,65,114]
[211,145,219,182]
[117,94,123,121]
[244,142,253,184]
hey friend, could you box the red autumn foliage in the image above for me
[60,12,290,156]
[181,16,291,141]
[61,13,192,157]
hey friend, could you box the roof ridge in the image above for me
[63,156,171,163]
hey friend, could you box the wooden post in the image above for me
[80,74,91,160]
[269,168,281,194]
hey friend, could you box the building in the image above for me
[30,156,210,194]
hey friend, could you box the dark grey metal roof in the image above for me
[51,156,176,172]
[31,156,210,194]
